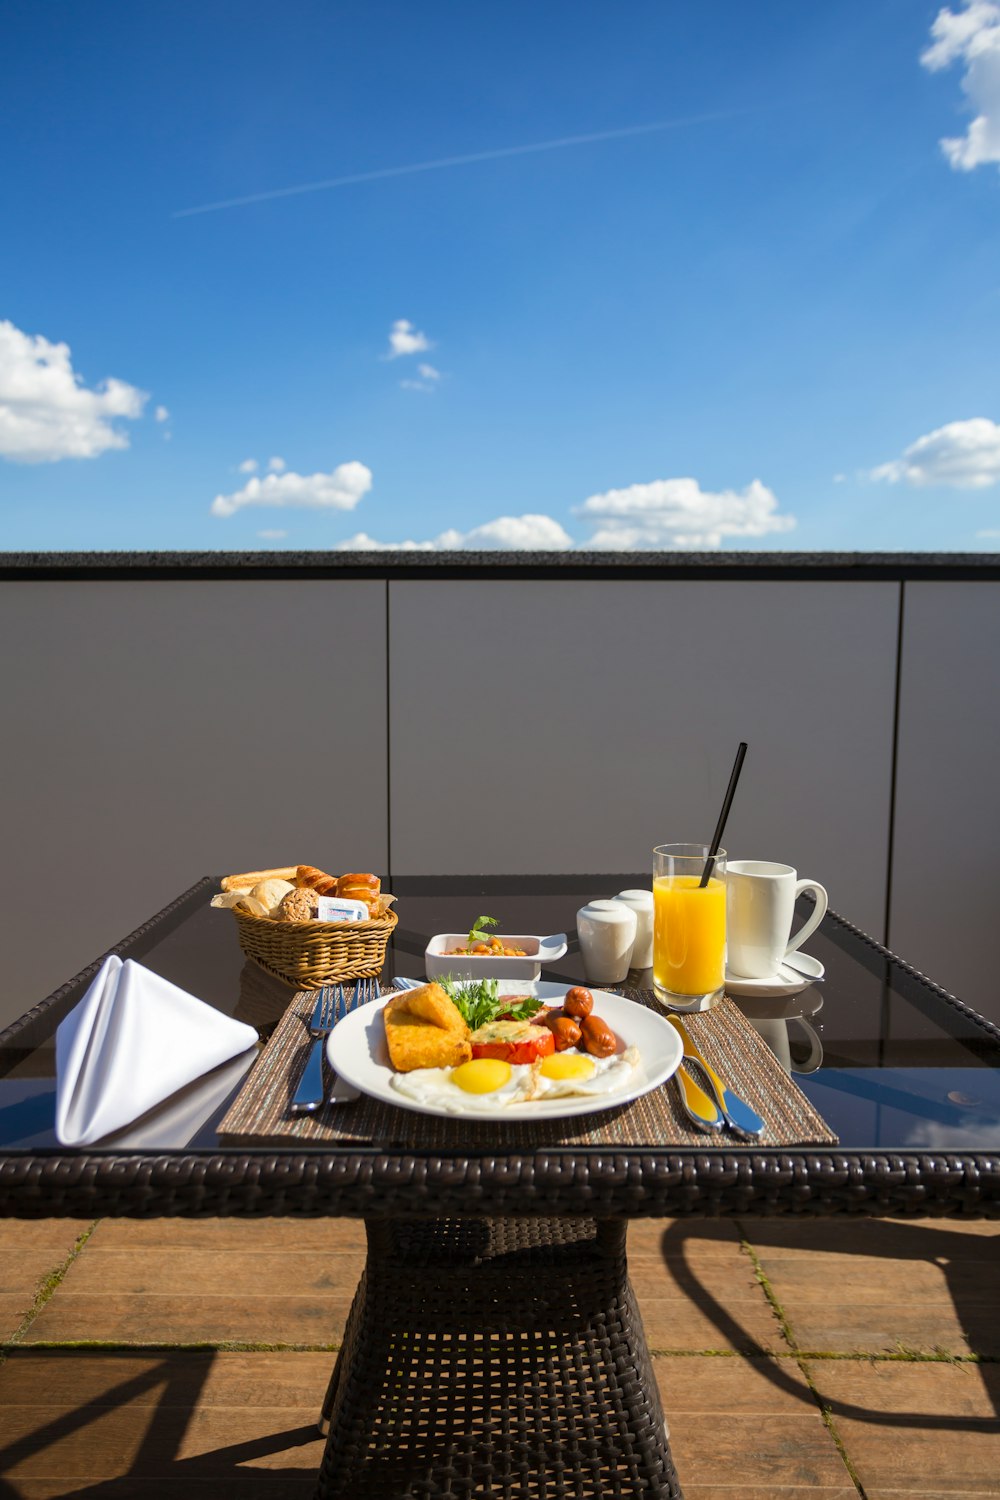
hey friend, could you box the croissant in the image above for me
[296,865,339,896]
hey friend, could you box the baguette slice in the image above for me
[221,867,298,892]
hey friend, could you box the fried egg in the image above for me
[531,1045,641,1100]
[389,1045,642,1112]
[390,1055,537,1113]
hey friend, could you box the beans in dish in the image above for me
[446,914,527,957]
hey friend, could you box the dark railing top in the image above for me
[3,550,1000,582]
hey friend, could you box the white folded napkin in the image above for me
[55,955,258,1146]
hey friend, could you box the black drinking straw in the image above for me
[700,742,748,887]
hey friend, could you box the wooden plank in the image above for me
[807,1360,1000,1495]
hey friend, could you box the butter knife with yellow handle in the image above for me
[673,1060,723,1132]
[667,1016,765,1140]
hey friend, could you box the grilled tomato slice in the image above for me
[470,1020,556,1065]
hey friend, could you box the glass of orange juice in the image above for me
[653,844,727,1011]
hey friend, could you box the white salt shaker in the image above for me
[615,889,654,970]
[576,899,637,985]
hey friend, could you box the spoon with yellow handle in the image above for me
[673,1059,724,1133]
[668,1016,765,1140]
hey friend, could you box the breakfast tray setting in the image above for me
[219,982,837,1148]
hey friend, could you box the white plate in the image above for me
[326,981,683,1122]
[724,955,824,1000]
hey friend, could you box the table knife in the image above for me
[674,1062,723,1132]
[667,1016,765,1140]
[291,992,334,1115]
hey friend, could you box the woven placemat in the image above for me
[219,983,837,1148]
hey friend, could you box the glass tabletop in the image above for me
[2,874,998,1154]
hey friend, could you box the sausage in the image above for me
[563,986,594,1019]
[580,1013,616,1058]
[549,1016,582,1051]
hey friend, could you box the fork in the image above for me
[325,977,379,1106]
[353,975,380,1008]
[290,985,343,1114]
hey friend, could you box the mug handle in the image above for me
[786,880,828,956]
[787,1016,824,1074]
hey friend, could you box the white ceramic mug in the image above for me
[576,900,637,985]
[726,860,828,980]
[615,889,654,969]
[747,1015,824,1075]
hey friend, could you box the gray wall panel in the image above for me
[388,580,898,935]
[890,582,1000,1015]
[0,581,388,1026]
[7,569,988,1032]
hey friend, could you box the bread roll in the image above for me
[250,877,295,915]
[279,887,319,922]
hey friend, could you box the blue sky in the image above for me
[2,0,1000,552]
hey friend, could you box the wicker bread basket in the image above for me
[233,907,397,989]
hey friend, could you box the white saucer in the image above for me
[724,954,824,1000]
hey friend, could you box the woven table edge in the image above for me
[3,1148,999,1219]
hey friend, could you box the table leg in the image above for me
[315,1216,682,1499]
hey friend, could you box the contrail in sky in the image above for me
[172,112,737,218]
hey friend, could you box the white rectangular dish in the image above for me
[424,932,568,982]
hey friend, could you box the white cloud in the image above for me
[575,476,796,549]
[906,1117,1000,1149]
[0,319,147,463]
[871,417,1000,488]
[257,528,288,540]
[267,455,286,472]
[444,514,573,549]
[977,526,1000,535]
[238,458,258,473]
[921,2,1000,169]
[154,405,170,422]
[401,361,443,393]
[211,460,373,518]
[337,532,438,552]
[386,318,431,358]
[337,513,573,551]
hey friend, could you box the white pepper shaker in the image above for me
[615,889,655,970]
[576,900,637,985]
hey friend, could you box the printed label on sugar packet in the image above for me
[316,897,368,923]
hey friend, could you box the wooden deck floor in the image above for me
[1,1214,998,1497]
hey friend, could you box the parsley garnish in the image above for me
[466,914,499,947]
[437,974,542,1030]
[498,996,543,1022]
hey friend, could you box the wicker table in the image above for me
[2,875,1000,1499]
